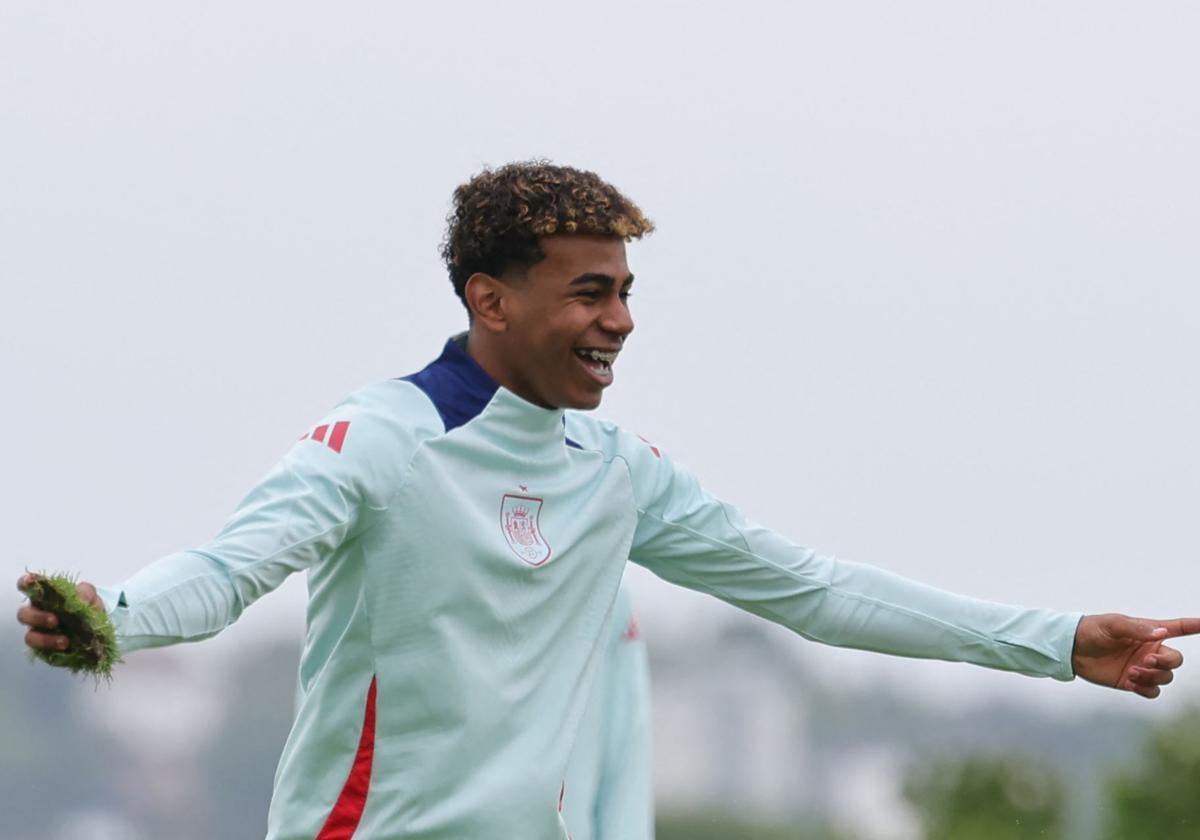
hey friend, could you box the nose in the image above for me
[599,294,634,339]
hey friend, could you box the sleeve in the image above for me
[624,440,1082,681]
[592,588,655,840]
[94,387,419,655]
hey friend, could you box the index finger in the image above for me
[16,574,34,592]
[1159,618,1200,639]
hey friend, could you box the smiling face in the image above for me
[464,235,635,410]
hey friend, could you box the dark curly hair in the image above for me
[441,161,655,309]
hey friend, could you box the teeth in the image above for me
[579,349,617,363]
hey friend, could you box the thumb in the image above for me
[77,582,104,612]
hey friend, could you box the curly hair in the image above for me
[441,161,655,309]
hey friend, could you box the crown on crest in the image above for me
[511,504,529,518]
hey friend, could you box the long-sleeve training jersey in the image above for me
[96,335,1082,840]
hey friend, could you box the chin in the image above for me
[564,391,604,411]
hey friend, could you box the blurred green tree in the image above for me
[903,755,1066,840]
[1104,705,1200,840]
[656,812,845,840]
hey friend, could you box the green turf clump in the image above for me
[24,572,119,680]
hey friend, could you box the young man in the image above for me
[17,162,1198,840]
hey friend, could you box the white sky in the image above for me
[3,1,1197,715]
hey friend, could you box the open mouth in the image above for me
[574,347,618,383]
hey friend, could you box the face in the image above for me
[491,235,635,410]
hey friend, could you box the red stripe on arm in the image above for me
[311,424,330,443]
[637,435,661,458]
[328,421,351,453]
[315,675,378,840]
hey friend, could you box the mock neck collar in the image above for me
[403,334,566,438]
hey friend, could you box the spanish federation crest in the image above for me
[500,494,551,566]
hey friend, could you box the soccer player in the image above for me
[17,162,1199,840]
[563,583,653,840]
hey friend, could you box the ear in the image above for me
[463,272,509,332]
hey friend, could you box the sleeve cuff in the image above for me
[1057,612,1085,681]
[94,584,125,615]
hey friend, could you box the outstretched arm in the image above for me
[620,433,1196,698]
[15,383,426,661]
[15,436,364,658]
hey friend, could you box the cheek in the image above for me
[534,319,577,355]
[520,327,569,378]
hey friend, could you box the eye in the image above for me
[577,289,603,300]
[619,290,633,301]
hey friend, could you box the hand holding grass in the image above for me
[16,572,119,679]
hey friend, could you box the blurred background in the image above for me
[2,2,1197,838]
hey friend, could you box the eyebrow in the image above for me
[569,272,635,288]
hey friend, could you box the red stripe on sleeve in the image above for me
[622,613,641,641]
[312,424,330,444]
[315,675,378,840]
[328,421,350,453]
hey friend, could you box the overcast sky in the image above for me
[3,1,1197,714]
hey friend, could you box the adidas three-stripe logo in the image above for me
[299,421,351,453]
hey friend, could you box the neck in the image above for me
[464,328,553,409]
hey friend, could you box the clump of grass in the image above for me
[23,572,119,681]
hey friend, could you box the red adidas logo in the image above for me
[299,421,351,453]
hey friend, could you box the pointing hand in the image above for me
[1072,615,1200,699]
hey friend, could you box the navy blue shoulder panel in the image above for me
[401,335,500,433]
